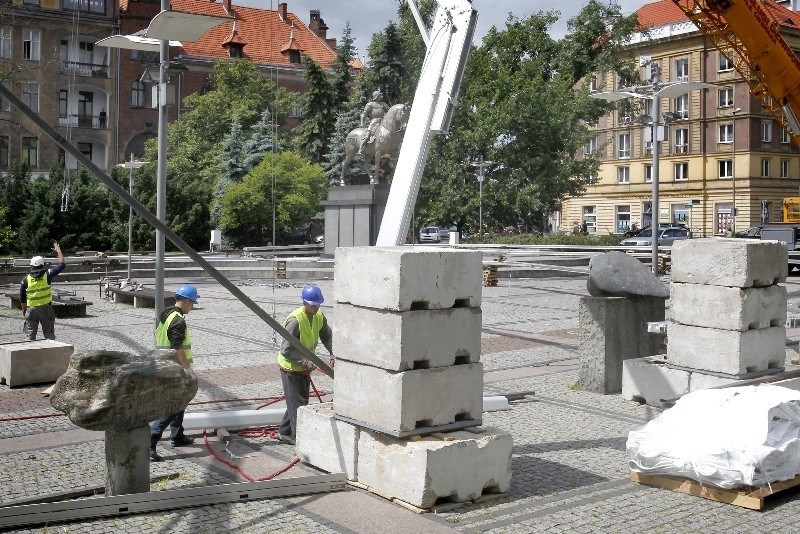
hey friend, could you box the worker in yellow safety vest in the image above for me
[150,284,198,462]
[276,284,334,445]
[20,242,65,340]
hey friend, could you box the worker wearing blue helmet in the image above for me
[276,284,334,445]
[150,284,199,462]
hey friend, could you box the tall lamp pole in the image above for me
[469,157,494,241]
[591,78,715,272]
[117,156,147,280]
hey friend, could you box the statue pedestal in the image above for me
[322,184,389,256]
[105,425,151,495]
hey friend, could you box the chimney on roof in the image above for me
[326,38,337,49]
[309,9,328,40]
[278,2,288,22]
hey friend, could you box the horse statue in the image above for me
[340,103,410,186]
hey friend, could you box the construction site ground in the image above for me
[2,272,800,532]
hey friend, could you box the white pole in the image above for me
[155,0,169,322]
[652,94,660,273]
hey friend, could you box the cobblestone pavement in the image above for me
[1,274,800,532]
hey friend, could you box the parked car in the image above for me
[420,226,442,243]
[284,226,314,245]
[620,226,691,246]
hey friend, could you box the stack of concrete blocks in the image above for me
[622,239,788,406]
[0,340,74,387]
[297,247,512,509]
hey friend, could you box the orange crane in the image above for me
[672,0,800,224]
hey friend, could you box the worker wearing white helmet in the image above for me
[20,242,66,340]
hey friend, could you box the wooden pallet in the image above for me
[631,471,800,510]
[483,266,498,287]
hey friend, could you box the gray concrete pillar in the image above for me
[578,296,665,394]
[105,425,151,495]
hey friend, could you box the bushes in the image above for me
[461,232,621,246]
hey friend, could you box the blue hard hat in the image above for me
[301,284,324,306]
[175,284,199,303]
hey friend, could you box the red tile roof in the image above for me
[637,0,800,31]
[121,0,338,68]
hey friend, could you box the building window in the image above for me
[675,58,689,81]
[63,0,106,14]
[584,137,597,155]
[0,81,9,113]
[22,30,40,61]
[77,142,93,162]
[22,82,38,112]
[718,53,733,72]
[644,163,652,183]
[782,128,791,144]
[616,205,631,234]
[761,158,770,178]
[59,89,68,117]
[718,87,733,108]
[288,104,301,118]
[583,206,597,234]
[761,120,772,143]
[0,136,8,168]
[131,81,146,108]
[719,124,733,143]
[22,137,37,167]
[674,162,689,181]
[617,165,630,183]
[781,159,790,179]
[289,50,301,63]
[589,76,597,91]
[617,133,630,159]
[719,159,733,179]
[0,27,10,59]
[674,127,689,154]
[228,44,244,58]
[674,94,689,120]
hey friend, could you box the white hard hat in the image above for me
[30,256,44,267]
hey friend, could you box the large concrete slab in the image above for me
[0,340,74,387]
[671,238,787,288]
[669,282,786,331]
[667,323,786,375]
[297,403,359,480]
[578,296,665,394]
[333,360,483,434]
[335,304,481,371]
[334,247,482,311]
[622,357,690,406]
[356,427,512,509]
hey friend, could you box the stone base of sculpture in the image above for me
[321,184,390,256]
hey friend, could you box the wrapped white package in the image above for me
[627,385,800,489]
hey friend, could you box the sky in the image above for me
[237,0,647,60]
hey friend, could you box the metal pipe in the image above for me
[0,82,334,378]
[652,94,660,273]
[155,0,169,323]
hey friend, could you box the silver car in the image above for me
[419,226,442,243]
[620,226,690,246]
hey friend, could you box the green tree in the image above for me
[362,22,406,104]
[243,108,279,171]
[293,54,336,163]
[322,98,366,186]
[211,116,247,226]
[330,23,356,111]
[0,206,15,253]
[218,151,326,247]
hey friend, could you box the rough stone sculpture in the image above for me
[50,350,197,495]
[587,251,669,299]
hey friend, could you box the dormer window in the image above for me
[229,44,243,58]
[289,50,301,63]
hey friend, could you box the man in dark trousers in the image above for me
[277,284,334,445]
[150,284,198,462]
[20,242,66,340]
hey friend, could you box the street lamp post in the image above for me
[117,157,148,280]
[469,157,494,241]
[591,78,715,272]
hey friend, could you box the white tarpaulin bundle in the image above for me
[627,385,800,489]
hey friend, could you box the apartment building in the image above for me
[562,0,800,237]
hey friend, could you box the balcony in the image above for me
[58,114,108,129]
[59,61,109,78]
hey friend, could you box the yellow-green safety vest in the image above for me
[25,274,52,308]
[277,307,323,372]
[155,309,192,366]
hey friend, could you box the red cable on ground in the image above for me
[0,413,64,422]
[202,429,300,482]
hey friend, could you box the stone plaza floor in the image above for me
[2,273,800,532]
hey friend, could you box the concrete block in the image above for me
[335,304,481,371]
[667,324,786,375]
[688,372,738,392]
[669,283,786,331]
[356,427,512,508]
[333,360,483,433]
[0,340,74,387]
[296,403,359,480]
[671,238,787,288]
[334,247,482,311]
[622,357,690,407]
[578,296,665,394]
